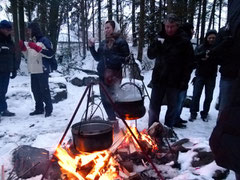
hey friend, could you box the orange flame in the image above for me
[55,147,118,180]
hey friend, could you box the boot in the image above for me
[1,110,15,117]
[29,110,44,116]
[189,113,197,122]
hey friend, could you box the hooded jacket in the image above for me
[0,31,16,73]
[26,22,55,73]
[89,28,130,80]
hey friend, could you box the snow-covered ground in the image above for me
[0,50,235,179]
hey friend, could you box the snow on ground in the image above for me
[0,51,235,179]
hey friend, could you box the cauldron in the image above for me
[71,120,113,152]
[115,82,146,120]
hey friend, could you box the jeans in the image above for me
[0,72,10,112]
[175,90,187,124]
[190,76,216,118]
[148,84,179,128]
[219,77,236,112]
[31,73,53,113]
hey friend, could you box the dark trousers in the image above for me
[148,84,179,128]
[99,82,116,120]
[175,90,187,123]
[219,77,236,112]
[0,72,10,112]
[190,76,216,117]
[31,73,53,113]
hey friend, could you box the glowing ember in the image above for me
[124,124,158,150]
[55,147,118,180]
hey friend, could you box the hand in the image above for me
[88,38,95,47]
[19,40,27,51]
[28,42,42,52]
[10,70,17,79]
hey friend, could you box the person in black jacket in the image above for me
[208,24,240,116]
[19,21,55,117]
[0,20,17,118]
[189,30,218,122]
[147,14,194,129]
[88,20,130,130]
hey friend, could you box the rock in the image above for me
[50,82,68,103]
[70,76,98,87]
[12,145,50,179]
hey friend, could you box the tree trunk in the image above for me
[19,0,25,40]
[149,0,156,38]
[132,0,137,46]
[218,0,223,31]
[108,0,113,20]
[137,0,145,61]
[38,0,48,35]
[116,0,120,22]
[81,0,86,59]
[167,0,173,13]
[200,0,207,44]
[98,0,102,42]
[207,0,216,31]
[92,0,95,37]
[195,0,202,45]
[66,3,72,60]
[48,0,60,52]
[10,0,21,68]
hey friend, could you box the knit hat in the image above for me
[0,20,12,30]
[206,29,217,38]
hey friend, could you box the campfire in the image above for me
[55,123,163,180]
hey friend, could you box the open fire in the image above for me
[55,124,159,180]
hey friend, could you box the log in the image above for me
[110,129,126,153]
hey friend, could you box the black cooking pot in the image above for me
[71,120,113,152]
[115,82,146,120]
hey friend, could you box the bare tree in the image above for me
[137,0,145,61]
[132,0,137,46]
[108,0,113,20]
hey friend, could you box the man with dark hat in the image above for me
[0,20,17,119]
[19,20,55,117]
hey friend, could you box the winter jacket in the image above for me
[89,35,130,80]
[147,30,194,90]
[194,43,218,78]
[209,77,240,174]
[0,32,16,73]
[23,36,55,74]
[210,26,240,79]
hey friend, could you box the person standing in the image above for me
[189,30,218,122]
[88,20,130,131]
[147,14,194,129]
[0,20,17,119]
[174,22,195,127]
[19,21,54,117]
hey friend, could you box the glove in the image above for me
[19,40,27,51]
[28,42,42,52]
[10,70,17,79]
